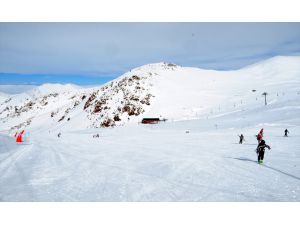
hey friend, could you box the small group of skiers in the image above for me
[93,133,100,138]
[238,128,290,164]
[57,132,102,138]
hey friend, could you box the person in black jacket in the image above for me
[256,140,271,164]
[238,134,244,144]
[284,129,289,137]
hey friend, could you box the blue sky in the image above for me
[0,23,299,85]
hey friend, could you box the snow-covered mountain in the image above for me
[1,55,300,202]
[0,84,37,94]
[0,92,9,104]
[0,56,299,133]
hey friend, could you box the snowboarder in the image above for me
[256,140,271,164]
[284,129,289,137]
[57,132,61,138]
[238,134,244,144]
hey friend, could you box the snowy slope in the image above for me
[1,56,300,133]
[0,110,299,201]
[0,56,299,201]
[0,92,9,104]
[0,83,91,132]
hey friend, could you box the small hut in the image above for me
[141,118,167,124]
[141,118,160,124]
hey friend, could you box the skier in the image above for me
[259,128,264,137]
[57,132,61,138]
[256,128,264,143]
[16,130,25,143]
[256,140,271,164]
[93,134,100,138]
[256,133,262,143]
[284,129,289,137]
[238,134,244,144]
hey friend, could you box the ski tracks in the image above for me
[0,141,34,179]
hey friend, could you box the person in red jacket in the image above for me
[16,133,22,142]
[256,128,264,143]
[259,128,264,136]
[256,133,262,143]
[16,129,25,143]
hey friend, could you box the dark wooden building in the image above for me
[141,118,167,124]
[141,118,160,124]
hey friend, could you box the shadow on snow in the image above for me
[232,157,300,181]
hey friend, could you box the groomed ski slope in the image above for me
[0,112,299,201]
[0,56,299,201]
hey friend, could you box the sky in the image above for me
[0,23,300,85]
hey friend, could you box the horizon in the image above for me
[1,54,299,87]
[0,54,299,94]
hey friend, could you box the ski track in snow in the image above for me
[0,120,299,201]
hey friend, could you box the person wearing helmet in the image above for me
[256,139,271,164]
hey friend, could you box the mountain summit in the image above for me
[0,56,299,132]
